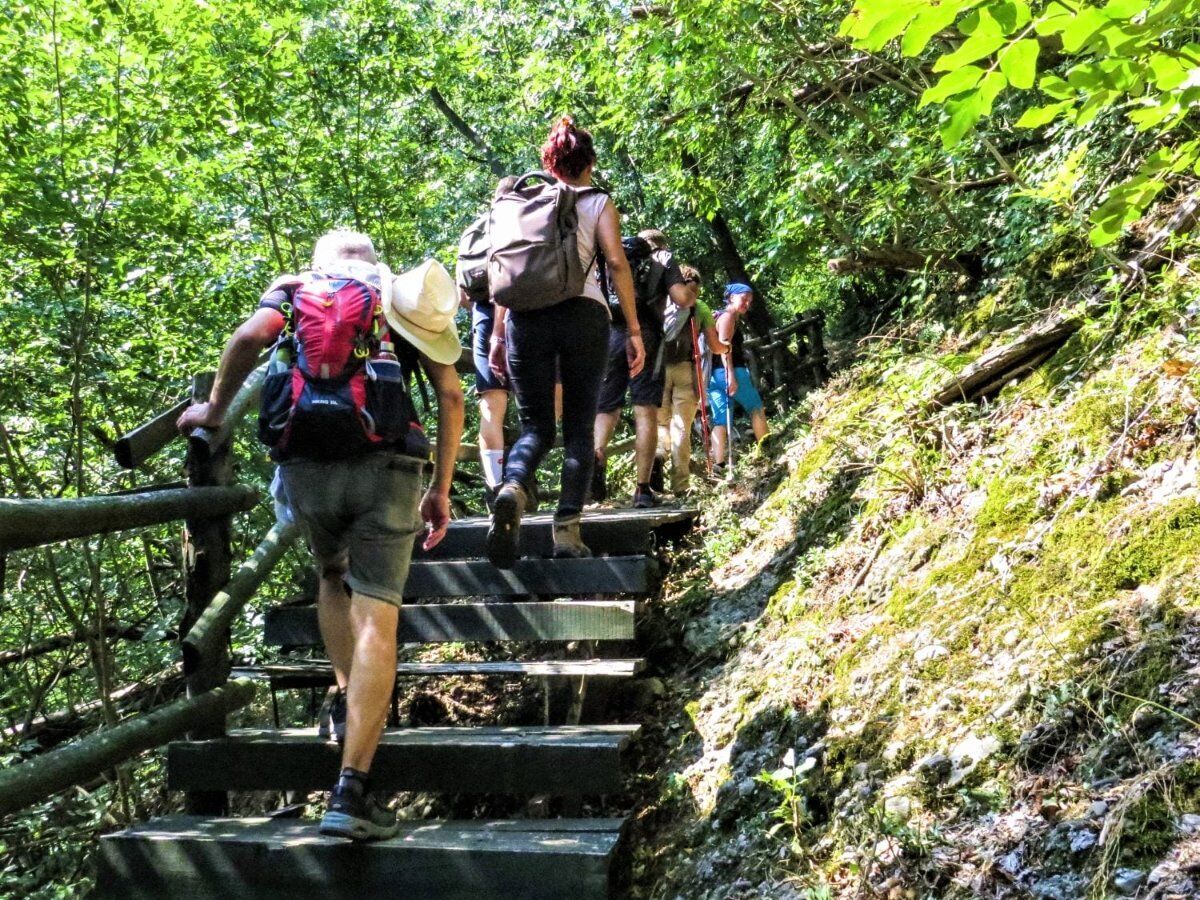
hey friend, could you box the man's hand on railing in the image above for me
[177,402,225,434]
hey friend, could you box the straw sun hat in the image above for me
[381,259,462,365]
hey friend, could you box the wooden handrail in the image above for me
[0,680,255,817]
[114,399,190,469]
[188,364,268,464]
[0,486,260,552]
[181,521,300,674]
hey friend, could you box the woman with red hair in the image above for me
[487,117,644,565]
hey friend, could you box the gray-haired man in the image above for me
[178,230,464,840]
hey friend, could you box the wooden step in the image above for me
[266,601,636,646]
[233,658,644,687]
[415,506,699,560]
[405,555,658,598]
[168,724,639,795]
[96,815,626,899]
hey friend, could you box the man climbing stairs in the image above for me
[95,506,696,899]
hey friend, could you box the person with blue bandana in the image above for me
[708,283,770,473]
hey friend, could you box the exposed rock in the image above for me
[1112,868,1147,895]
[914,752,953,785]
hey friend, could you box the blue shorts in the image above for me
[707,367,763,423]
[471,303,509,395]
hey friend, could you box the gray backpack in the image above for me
[487,171,605,312]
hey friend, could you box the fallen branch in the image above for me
[927,189,1200,409]
[0,624,170,669]
[829,246,983,277]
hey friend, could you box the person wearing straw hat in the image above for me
[178,230,464,841]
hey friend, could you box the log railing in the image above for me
[0,370,293,818]
[741,309,830,409]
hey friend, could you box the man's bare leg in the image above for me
[633,405,658,484]
[317,571,353,691]
[341,594,400,774]
[594,409,619,455]
[711,425,727,466]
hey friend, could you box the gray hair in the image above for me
[311,229,378,270]
[638,228,668,250]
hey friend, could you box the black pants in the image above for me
[504,297,610,520]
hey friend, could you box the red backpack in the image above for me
[257,267,428,461]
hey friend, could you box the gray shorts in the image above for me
[277,453,424,607]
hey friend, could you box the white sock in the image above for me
[481,450,505,489]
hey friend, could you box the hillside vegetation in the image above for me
[635,254,1200,897]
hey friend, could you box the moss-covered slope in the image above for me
[635,268,1200,899]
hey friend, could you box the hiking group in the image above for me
[174,116,769,843]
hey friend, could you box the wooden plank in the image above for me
[415,506,699,560]
[405,556,658,598]
[96,816,625,900]
[265,601,636,646]
[232,659,644,687]
[168,725,639,794]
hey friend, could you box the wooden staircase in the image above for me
[95,506,696,899]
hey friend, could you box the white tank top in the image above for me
[574,191,610,306]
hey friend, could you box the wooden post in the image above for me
[181,372,234,815]
[805,310,830,385]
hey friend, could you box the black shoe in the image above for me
[320,771,397,841]
[633,484,659,509]
[590,452,608,503]
[487,481,527,570]
[649,457,665,494]
[317,689,346,746]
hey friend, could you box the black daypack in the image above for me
[455,211,490,304]
[604,235,663,329]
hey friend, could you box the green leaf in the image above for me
[933,9,1005,72]
[978,69,1008,113]
[1148,53,1188,91]
[1101,0,1146,20]
[860,1,926,51]
[941,89,985,147]
[991,0,1032,35]
[1059,8,1114,53]
[999,38,1039,89]
[1034,1,1076,36]
[1039,74,1074,99]
[902,2,967,57]
[1015,99,1073,127]
[920,65,985,106]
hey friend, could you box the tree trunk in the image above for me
[428,86,509,179]
[681,150,776,335]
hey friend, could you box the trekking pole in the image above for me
[690,319,712,474]
[725,382,734,479]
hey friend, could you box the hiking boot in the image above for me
[649,456,666,494]
[487,481,527,570]
[633,484,660,509]
[589,452,608,503]
[317,689,346,746]
[552,515,592,559]
[319,769,397,842]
